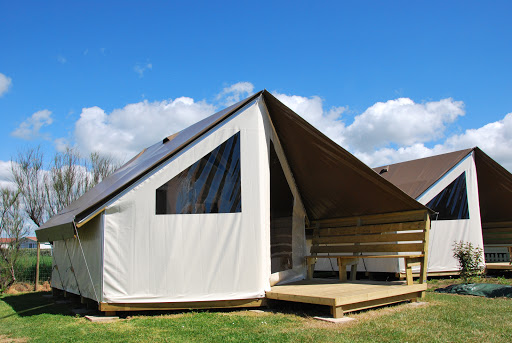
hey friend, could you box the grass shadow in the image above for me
[0,292,79,319]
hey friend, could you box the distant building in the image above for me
[0,237,51,250]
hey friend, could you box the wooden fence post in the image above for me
[34,242,40,291]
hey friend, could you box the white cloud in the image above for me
[134,62,152,78]
[438,113,512,169]
[57,55,67,64]
[272,92,348,145]
[442,113,512,154]
[272,93,464,154]
[217,82,254,106]
[0,161,15,190]
[54,137,71,152]
[0,73,12,96]
[272,90,512,172]
[74,97,216,161]
[355,112,512,171]
[11,110,53,140]
[345,98,465,152]
[59,83,512,173]
[355,144,448,168]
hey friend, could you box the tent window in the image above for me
[426,172,469,220]
[270,142,293,273]
[156,132,241,214]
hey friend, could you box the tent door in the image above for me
[269,141,294,274]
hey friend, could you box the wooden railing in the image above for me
[482,221,512,264]
[306,210,430,286]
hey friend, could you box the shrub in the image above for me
[452,241,484,283]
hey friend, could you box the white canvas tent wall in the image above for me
[367,148,512,275]
[36,90,428,310]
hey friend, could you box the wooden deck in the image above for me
[398,270,460,278]
[266,278,426,318]
[486,262,512,270]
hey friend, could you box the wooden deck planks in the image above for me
[486,262,512,270]
[267,279,425,317]
[336,284,426,305]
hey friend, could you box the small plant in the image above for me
[452,241,484,283]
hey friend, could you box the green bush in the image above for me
[452,241,484,283]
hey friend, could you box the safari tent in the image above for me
[372,148,512,275]
[36,90,430,316]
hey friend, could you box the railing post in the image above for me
[420,211,431,287]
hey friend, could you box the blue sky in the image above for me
[1,1,512,184]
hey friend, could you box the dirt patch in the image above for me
[36,281,51,292]
[4,283,32,294]
[0,334,28,343]
[3,281,50,294]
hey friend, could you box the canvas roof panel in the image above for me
[473,148,512,223]
[373,149,473,199]
[262,92,424,220]
[37,90,427,242]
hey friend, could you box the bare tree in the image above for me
[45,147,89,217]
[89,152,119,186]
[12,146,120,227]
[0,187,28,288]
[11,147,47,227]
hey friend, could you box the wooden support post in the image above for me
[309,223,321,280]
[332,306,343,318]
[307,258,315,279]
[336,258,358,282]
[419,212,431,298]
[104,311,116,317]
[404,257,422,286]
[508,247,512,264]
[34,242,40,291]
[350,218,361,282]
[420,213,431,285]
[337,258,348,282]
[350,264,358,281]
[404,258,414,286]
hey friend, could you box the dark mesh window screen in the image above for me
[426,171,469,220]
[156,132,241,214]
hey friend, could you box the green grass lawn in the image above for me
[1,279,512,343]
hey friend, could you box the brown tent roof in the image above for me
[37,90,426,242]
[261,92,424,220]
[473,148,512,223]
[374,147,512,224]
[373,149,473,199]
